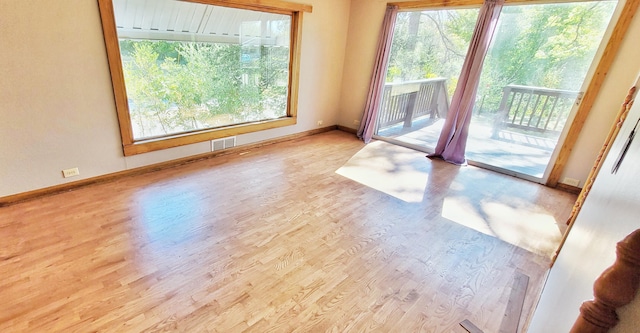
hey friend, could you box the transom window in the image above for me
[98,0,311,155]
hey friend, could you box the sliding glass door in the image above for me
[375,1,618,181]
[467,1,617,179]
[374,8,479,149]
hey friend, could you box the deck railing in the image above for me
[377,78,449,130]
[377,82,578,138]
[493,85,581,137]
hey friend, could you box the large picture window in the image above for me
[98,0,311,155]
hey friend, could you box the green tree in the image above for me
[476,1,616,115]
[384,1,616,118]
[119,39,290,138]
[387,9,478,97]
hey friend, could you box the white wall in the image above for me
[0,0,350,197]
[560,6,640,186]
[336,0,640,188]
[338,0,387,129]
[527,78,640,332]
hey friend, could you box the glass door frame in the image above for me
[381,0,637,186]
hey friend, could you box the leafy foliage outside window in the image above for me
[120,40,290,140]
[385,2,617,117]
[476,1,617,118]
[387,9,479,98]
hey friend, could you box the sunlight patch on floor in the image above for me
[336,141,429,203]
[443,196,563,256]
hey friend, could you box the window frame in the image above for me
[98,0,312,156]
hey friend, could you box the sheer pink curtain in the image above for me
[430,0,504,164]
[357,5,398,143]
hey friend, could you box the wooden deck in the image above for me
[0,130,576,332]
[377,117,558,178]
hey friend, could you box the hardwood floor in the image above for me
[0,130,577,332]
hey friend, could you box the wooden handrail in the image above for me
[570,229,640,332]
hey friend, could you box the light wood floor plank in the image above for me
[0,130,576,332]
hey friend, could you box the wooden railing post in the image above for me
[403,92,418,128]
[570,229,640,333]
[438,79,450,118]
[492,86,513,138]
[429,81,441,118]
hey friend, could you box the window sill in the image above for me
[122,116,297,156]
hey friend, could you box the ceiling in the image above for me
[113,0,291,45]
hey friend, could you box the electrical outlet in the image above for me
[317,120,323,126]
[563,177,580,187]
[62,167,80,178]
